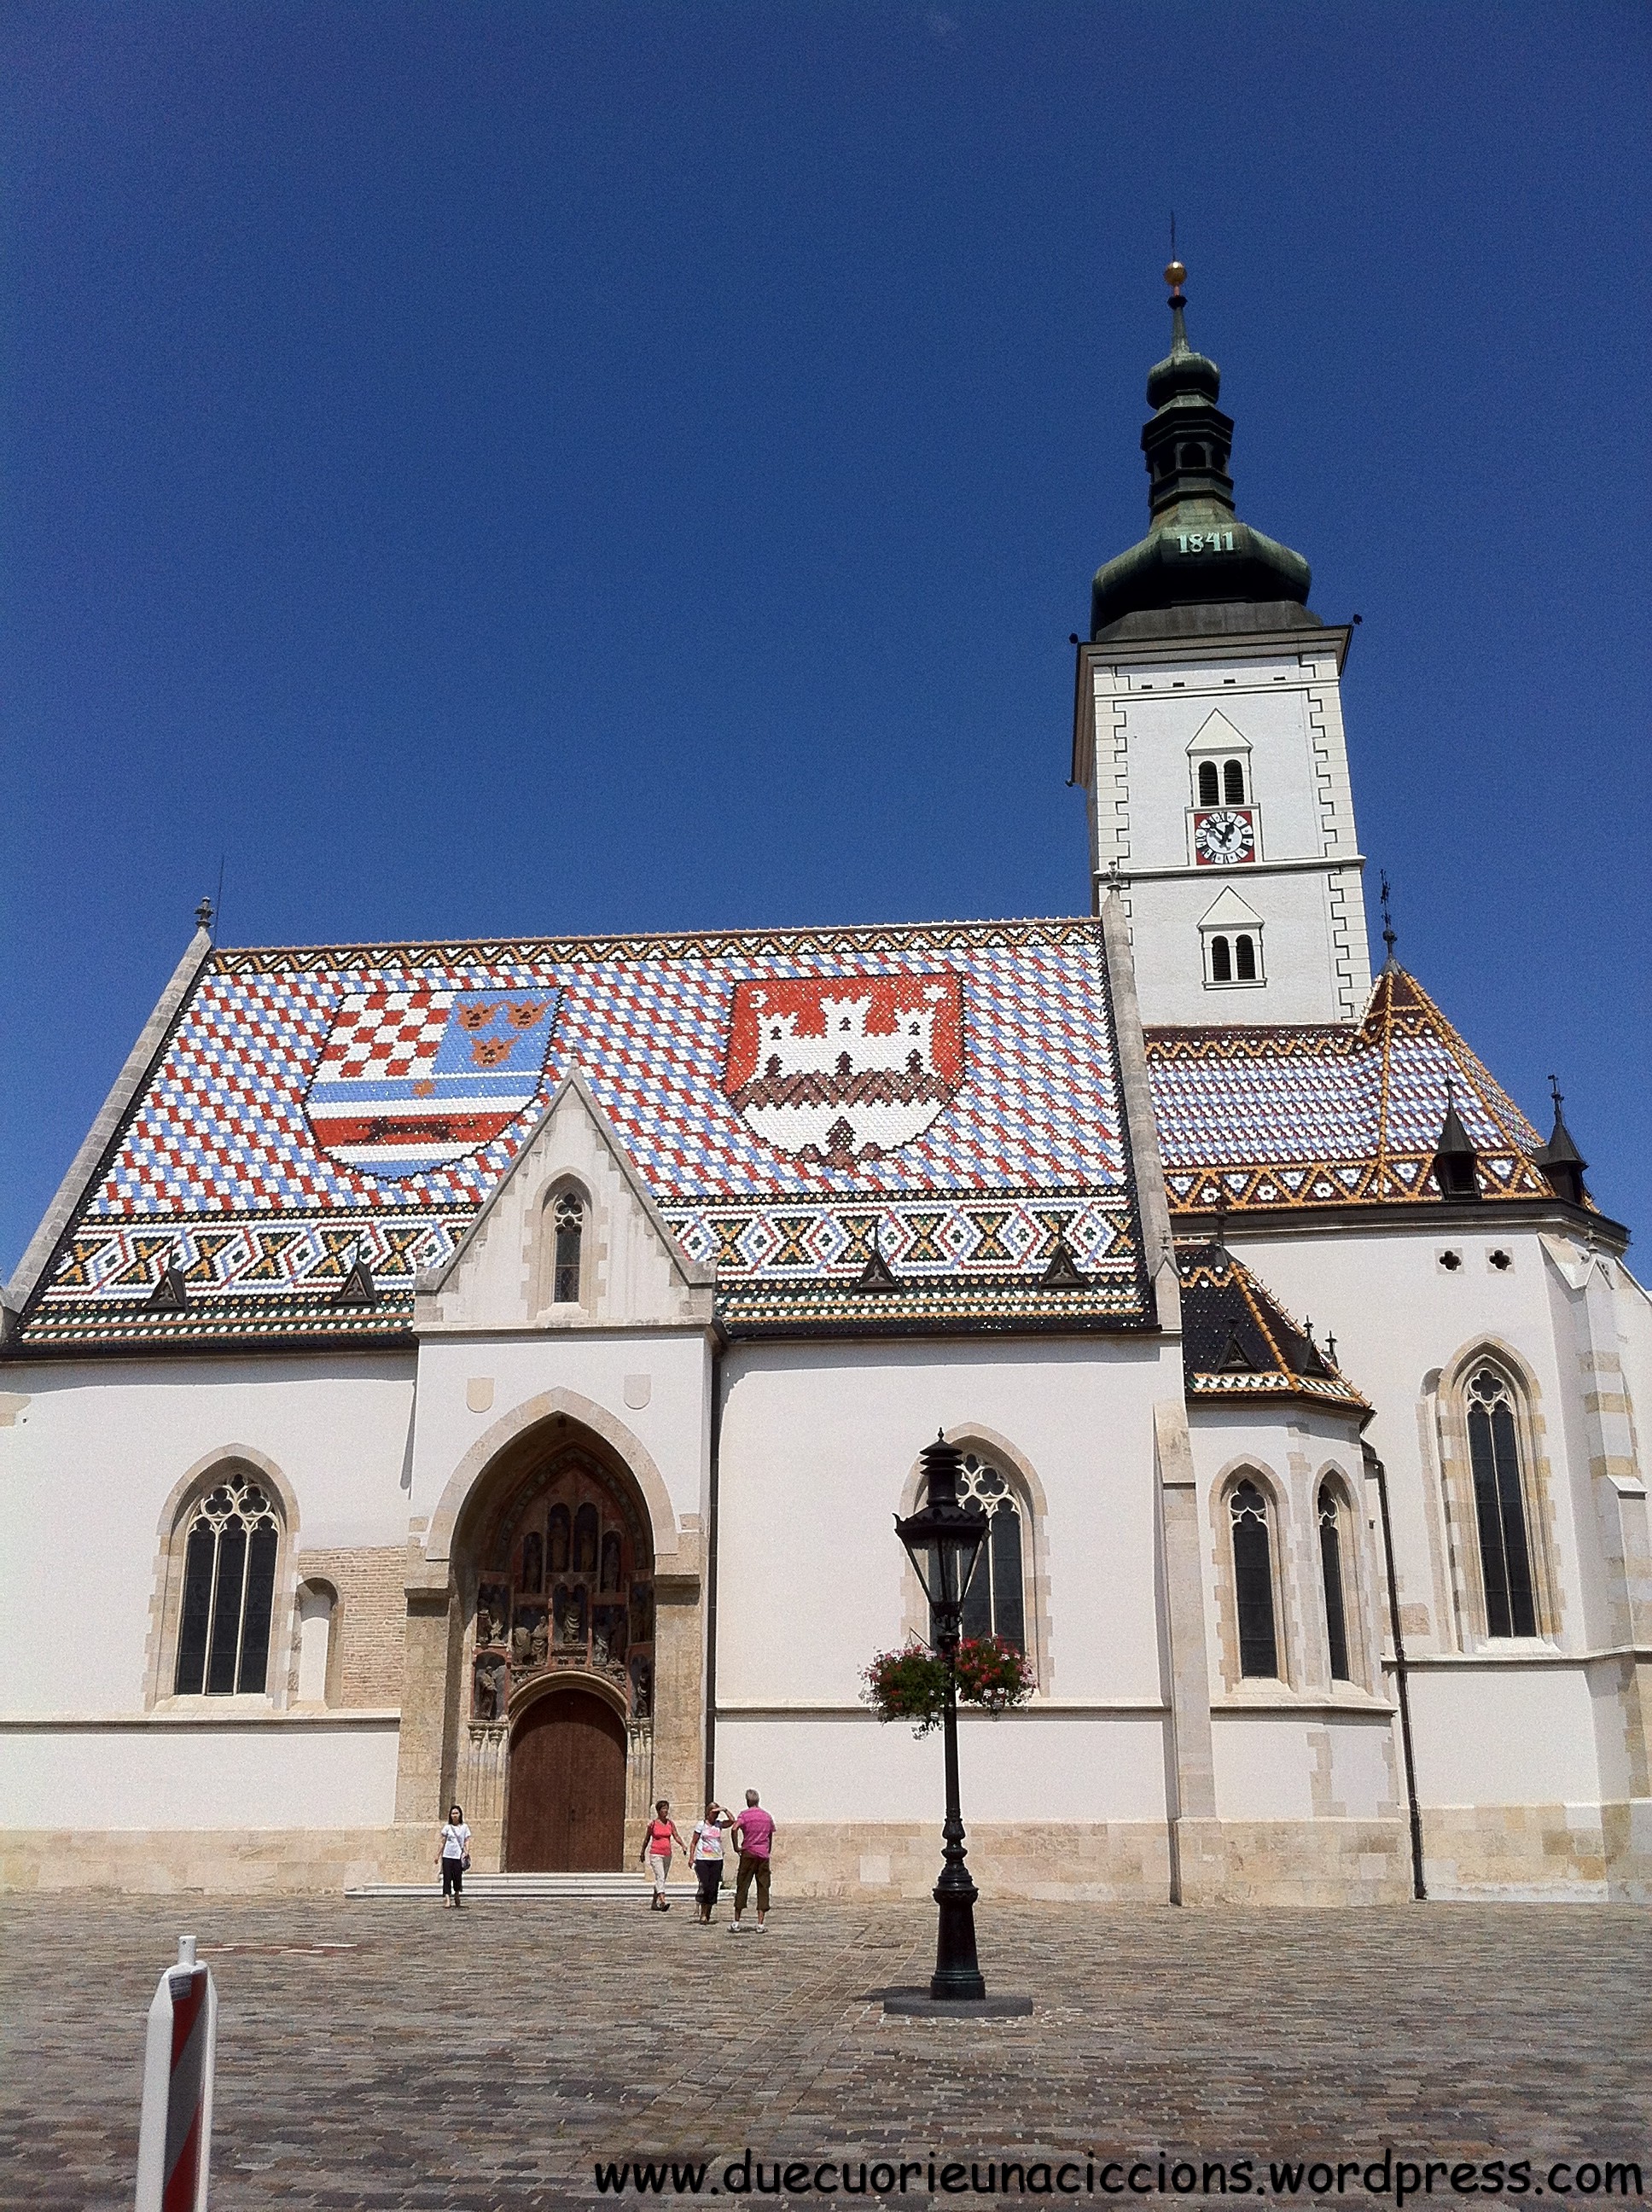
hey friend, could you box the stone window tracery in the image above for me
[1318,1483,1352,1683]
[552,1190,585,1304]
[174,1475,281,1696]
[1230,1478,1280,1679]
[932,1452,1027,1652]
[1466,1366,1538,1638]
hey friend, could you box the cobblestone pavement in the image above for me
[2,1895,1648,2211]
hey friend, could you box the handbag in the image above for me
[461,1853,471,1872]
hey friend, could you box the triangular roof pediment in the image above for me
[1187,708,1249,754]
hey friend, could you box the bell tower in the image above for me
[1072,262,1371,1027]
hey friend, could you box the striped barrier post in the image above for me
[134,1934,217,2212]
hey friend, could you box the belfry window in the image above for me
[1466,1368,1538,1637]
[1223,758,1246,804]
[1230,1480,1279,1679]
[1198,760,1220,806]
[552,1190,584,1304]
[1209,934,1233,983]
[1318,1485,1352,1682]
[174,1475,280,1696]
[1234,934,1257,981]
[939,1452,1027,1653]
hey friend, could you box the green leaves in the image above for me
[861,1637,1033,1738]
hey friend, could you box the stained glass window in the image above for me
[1230,1479,1279,1679]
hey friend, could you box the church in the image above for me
[3,265,1648,1905]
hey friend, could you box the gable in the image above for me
[416,1068,713,1332]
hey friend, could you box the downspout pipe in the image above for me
[1370,1455,1427,1900]
[701,1331,729,1808]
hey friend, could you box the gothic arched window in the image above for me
[1235,934,1258,981]
[1223,758,1246,804]
[174,1475,281,1696]
[1209,934,1233,983]
[1230,1479,1279,1679]
[941,1452,1027,1653]
[1466,1367,1538,1637]
[552,1190,584,1304]
[1198,760,1219,806]
[1318,1483,1352,1682]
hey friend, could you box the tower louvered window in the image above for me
[1198,760,1219,806]
[1223,758,1246,803]
[1467,1369,1538,1637]
[174,1476,280,1696]
[1230,1480,1279,1678]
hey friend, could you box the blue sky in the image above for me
[3,2,1649,1276]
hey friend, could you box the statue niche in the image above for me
[470,1445,655,1725]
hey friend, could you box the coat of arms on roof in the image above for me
[722,973,964,1164]
[304,986,560,1176]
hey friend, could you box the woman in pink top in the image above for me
[640,1798,685,1911]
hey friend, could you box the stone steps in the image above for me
[346,1871,696,1901]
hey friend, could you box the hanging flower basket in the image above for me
[861,1638,1033,1738]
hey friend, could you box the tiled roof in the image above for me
[1147,966,1552,1214]
[19,919,1151,1347]
[1179,1243,1369,1415]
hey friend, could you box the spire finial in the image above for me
[1549,1072,1563,1114]
[195,896,214,934]
[1379,870,1397,963]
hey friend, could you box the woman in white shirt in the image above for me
[436,1802,471,1908]
[689,1800,731,1923]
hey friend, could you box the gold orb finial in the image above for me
[1165,259,1187,291]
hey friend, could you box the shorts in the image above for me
[649,1852,671,1892]
[695,1859,724,1910]
[735,1852,771,1915]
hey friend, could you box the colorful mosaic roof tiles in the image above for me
[1147,968,1551,1212]
[1178,1243,1369,1415]
[24,919,1149,1343]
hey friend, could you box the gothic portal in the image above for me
[460,1433,656,1872]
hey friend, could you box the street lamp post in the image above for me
[894,1432,992,2002]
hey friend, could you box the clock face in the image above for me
[1193,808,1255,866]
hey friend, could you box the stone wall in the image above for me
[292,1545,407,1706]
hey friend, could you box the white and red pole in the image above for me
[134,1934,217,2212]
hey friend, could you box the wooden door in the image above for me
[505,1690,627,1871]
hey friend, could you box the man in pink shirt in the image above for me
[729,1790,776,1931]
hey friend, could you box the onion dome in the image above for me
[1091,262,1312,640]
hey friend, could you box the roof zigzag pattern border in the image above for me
[1147,964,1556,1214]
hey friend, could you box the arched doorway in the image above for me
[506,1688,627,1871]
[454,1425,658,1873]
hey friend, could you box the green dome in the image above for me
[1091,281,1312,639]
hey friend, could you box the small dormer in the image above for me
[1198,885,1266,989]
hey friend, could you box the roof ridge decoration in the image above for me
[1147,963,1560,1215]
[14,916,1154,1350]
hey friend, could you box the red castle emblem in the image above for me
[723,973,964,1163]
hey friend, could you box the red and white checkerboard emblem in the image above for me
[305,986,560,1174]
[724,972,964,1163]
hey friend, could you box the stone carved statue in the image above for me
[473,1656,507,1721]
[630,1656,653,1720]
[556,1583,588,1650]
[530,1611,550,1668]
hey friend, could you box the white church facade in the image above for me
[3,269,1648,1904]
